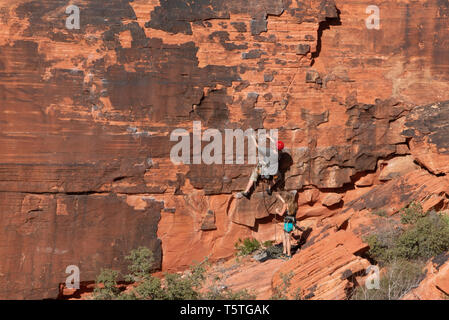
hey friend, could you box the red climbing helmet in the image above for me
[277,140,285,151]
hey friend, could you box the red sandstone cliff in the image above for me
[1,0,449,299]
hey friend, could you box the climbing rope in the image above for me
[261,179,278,243]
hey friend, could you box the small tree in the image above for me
[131,276,165,300]
[351,259,425,300]
[93,268,121,300]
[234,238,261,256]
[125,246,155,282]
[395,211,449,260]
[400,202,424,225]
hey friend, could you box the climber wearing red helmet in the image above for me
[277,140,285,151]
[236,132,285,200]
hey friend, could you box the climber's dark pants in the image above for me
[267,173,283,192]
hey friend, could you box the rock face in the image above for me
[273,222,372,300]
[1,192,163,299]
[321,193,342,207]
[403,255,449,300]
[273,170,449,300]
[378,156,420,181]
[2,0,449,299]
[403,101,449,175]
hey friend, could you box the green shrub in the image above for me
[366,210,449,264]
[395,211,449,260]
[92,247,261,300]
[115,292,138,300]
[131,275,165,300]
[355,208,449,300]
[351,259,425,300]
[364,228,401,265]
[163,273,202,300]
[234,238,261,256]
[263,240,274,248]
[134,259,206,300]
[93,268,121,300]
[400,202,424,225]
[125,246,155,282]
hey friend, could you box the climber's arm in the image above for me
[276,203,287,216]
[276,193,285,203]
[267,132,277,145]
[250,133,258,148]
[275,194,286,216]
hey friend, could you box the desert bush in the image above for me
[263,240,274,248]
[364,227,402,265]
[92,247,160,300]
[163,273,202,300]
[351,259,425,300]
[133,259,206,300]
[92,268,121,300]
[400,202,424,225]
[366,210,449,264]
[270,271,301,300]
[394,211,449,260]
[115,292,138,300]
[125,246,155,282]
[129,275,165,300]
[234,238,261,256]
[92,248,257,300]
[355,207,449,299]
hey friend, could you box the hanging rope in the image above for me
[261,179,271,215]
[261,179,278,243]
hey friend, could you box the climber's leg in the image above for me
[282,232,287,255]
[267,171,282,196]
[241,167,259,198]
[243,178,255,194]
[265,178,273,196]
[286,232,292,257]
